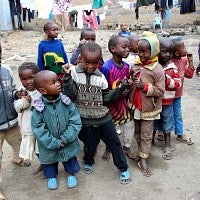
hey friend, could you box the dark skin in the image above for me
[110,37,130,68]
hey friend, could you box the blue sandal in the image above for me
[119,170,131,184]
[47,178,58,190]
[83,164,94,174]
[67,175,78,189]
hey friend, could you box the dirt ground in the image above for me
[0,28,200,200]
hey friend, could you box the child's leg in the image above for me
[80,126,101,166]
[137,120,153,177]
[43,162,58,190]
[0,133,5,183]
[5,126,24,165]
[100,120,128,172]
[63,157,80,189]
[163,133,172,160]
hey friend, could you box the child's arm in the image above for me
[14,96,31,113]
[37,43,45,71]
[185,54,195,78]
[59,102,82,144]
[62,65,78,102]
[31,109,63,150]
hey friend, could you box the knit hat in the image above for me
[142,31,160,59]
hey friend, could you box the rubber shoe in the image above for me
[47,178,58,190]
[67,175,78,189]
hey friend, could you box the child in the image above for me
[70,28,96,65]
[0,40,27,199]
[129,34,165,176]
[124,34,140,68]
[14,62,42,169]
[171,38,195,144]
[62,42,131,184]
[37,22,69,81]
[118,23,131,37]
[31,70,82,190]
[154,38,181,160]
[100,35,137,161]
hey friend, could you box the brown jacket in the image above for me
[130,61,165,119]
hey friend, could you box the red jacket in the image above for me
[171,57,194,98]
[162,62,182,105]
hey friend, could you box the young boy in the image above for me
[171,38,195,145]
[62,42,131,184]
[129,33,165,176]
[37,22,69,81]
[0,40,27,199]
[118,23,131,37]
[154,38,181,160]
[101,35,137,161]
[31,70,82,190]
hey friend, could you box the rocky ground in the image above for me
[0,27,200,200]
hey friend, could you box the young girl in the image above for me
[14,62,41,167]
[37,22,69,81]
[70,28,96,65]
[129,33,165,176]
[100,35,137,161]
[31,70,81,190]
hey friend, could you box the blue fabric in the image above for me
[92,0,105,9]
[173,97,183,135]
[43,157,80,178]
[154,103,174,133]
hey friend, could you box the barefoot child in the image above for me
[154,38,181,160]
[129,33,165,176]
[62,42,131,184]
[14,62,41,167]
[31,70,82,190]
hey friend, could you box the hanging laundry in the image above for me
[135,0,160,20]
[93,0,105,9]
[82,10,99,30]
[160,0,173,20]
[180,0,196,14]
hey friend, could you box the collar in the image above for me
[76,64,102,77]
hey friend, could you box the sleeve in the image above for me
[61,42,68,64]
[100,64,110,80]
[70,46,81,65]
[165,69,182,90]
[60,102,82,144]
[184,65,195,78]
[14,97,30,113]
[31,108,61,150]
[37,42,45,71]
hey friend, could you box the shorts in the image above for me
[154,103,174,133]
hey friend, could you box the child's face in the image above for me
[19,69,36,91]
[138,40,151,63]
[130,39,139,53]
[45,24,59,39]
[174,41,187,58]
[41,73,61,98]
[158,44,173,65]
[82,31,96,42]
[81,50,101,74]
[121,24,128,32]
[112,37,130,58]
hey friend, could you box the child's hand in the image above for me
[133,78,144,89]
[16,89,28,99]
[23,95,31,103]
[79,39,87,47]
[187,53,193,64]
[62,64,70,74]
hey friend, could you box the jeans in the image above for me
[173,97,183,135]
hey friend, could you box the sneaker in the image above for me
[47,178,58,190]
[83,164,94,174]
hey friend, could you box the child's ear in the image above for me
[174,51,179,57]
[110,45,116,53]
[38,88,47,95]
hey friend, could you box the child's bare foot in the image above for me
[123,146,140,161]
[101,149,111,161]
[137,158,152,177]
[32,164,43,174]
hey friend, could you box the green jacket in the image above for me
[31,94,81,164]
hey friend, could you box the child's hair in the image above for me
[43,22,54,32]
[108,35,122,53]
[18,62,39,75]
[171,37,183,52]
[80,28,95,40]
[159,38,174,50]
[81,41,102,55]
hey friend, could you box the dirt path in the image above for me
[0,30,200,200]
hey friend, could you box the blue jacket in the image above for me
[0,64,18,131]
[31,93,81,164]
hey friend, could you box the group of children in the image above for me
[0,21,196,197]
